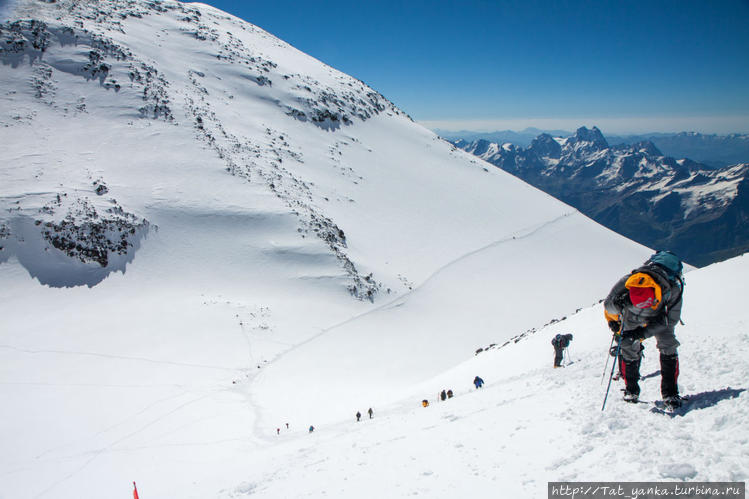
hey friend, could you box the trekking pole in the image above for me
[600,334,616,385]
[601,332,622,411]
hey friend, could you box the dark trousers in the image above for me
[553,346,564,367]
[619,357,641,395]
[619,338,679,398]
[660,353,679,398]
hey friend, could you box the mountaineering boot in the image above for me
[622,391,639,403]
[663,395,685,411]
[660,353,680,400]
[620,357,641,403]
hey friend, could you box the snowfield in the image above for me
[0,1,746,498]
[234,255,748,499]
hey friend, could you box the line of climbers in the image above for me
[283,251,686,437]
[298,374,487,435]
[284,408,376,436]
[422,376,484,407]
[355,408,374,421]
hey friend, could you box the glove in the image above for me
[621,326,646,340]
[608,320,621,333]
[609,345,619,357]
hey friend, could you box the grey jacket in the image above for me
[604,265,683,338]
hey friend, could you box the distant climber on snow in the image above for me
[604,250,685,410]
[440,389,447,401]
[551,333,573,368]
[368,407,373,419]
[356,411,361,422]
[473,376,484,389]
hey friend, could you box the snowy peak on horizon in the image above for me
[568,125,608,148]
[460,126,748,200]
[453,127,749,267]
[445,128,749,167]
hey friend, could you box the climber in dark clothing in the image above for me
[551,334,573,368]
[604,251,684,409]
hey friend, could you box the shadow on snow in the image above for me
[651,387,746,418]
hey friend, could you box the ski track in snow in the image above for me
[241,210,581,441]
[386,210,577,303]
[0,344,242,371]
[259,209,578,367]
[18,392,219,499]
[31,389,191,459]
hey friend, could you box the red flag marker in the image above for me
[133,481,140,499]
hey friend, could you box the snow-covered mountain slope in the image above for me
[221,254,749,499]
[454,127,749,267]
[5,247,744,499]
[0,1,680,498]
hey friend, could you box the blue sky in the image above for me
[194,0,749,134]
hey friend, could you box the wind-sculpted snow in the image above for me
[0,20,163,285]
[0,19,173,117]
[0,176,150,286]
[0,0,402,296]
[4,213,150,287]
[211,27,402,130]
[182,75,381,299]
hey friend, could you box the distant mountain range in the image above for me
[606,132,749,168]
[435,128,572,148]
[439,128,749,168]
[453,127,749,267]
